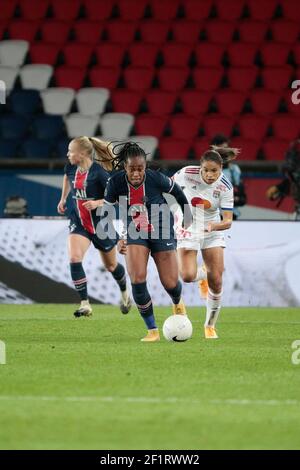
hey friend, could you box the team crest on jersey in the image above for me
[213,190,221,198]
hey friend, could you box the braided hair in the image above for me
[111,141,147,170]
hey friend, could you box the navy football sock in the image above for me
[70,262,88,301]
[165,281,182,305]
[131,282,156,330]
[111,263,127,292]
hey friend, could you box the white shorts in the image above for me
[177,232,226,251]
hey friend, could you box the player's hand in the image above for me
[57,199,66,214]
[182,210,193,230]
[205,222,215,233]
[82,200,102,211]
[118,239,127,255]
[266,185,281,201]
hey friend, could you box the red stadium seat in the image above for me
[158,67,189,92]
[30,43,60,65]
[180,90,212,115]
[84,0,114,20]
[230,137,261,160]
[282,0,300,21]
[139,21,171,44]
[89,67,120,89]
[214,90,246,116]
[20,0,49,20]
[215,0,245,20]
[237,21,268,43]
[159,138,191,160]
[105,21,137,43]
[184,0,213,20]
[95,44,126,67]
[118,0,147,20]
[292,44,300,66]
[262,139,290,160]
[73,21,104,44]
[169,116,200,139]
[0,22,7,39]
[227,43,258,66]
[146,90,177,115]
[162,44,192,67]
[150,0,180,20]
[285,89,300,115]
[129,44,159,66]
[193,68,223,91]
[227,67,258,90]
[203,116,235,138]
[260,43,290,67]
[0,0,17,20]
[54,66,86,90]
[41,21,71,44]
[111,90,143,114]
[271,116,300,140]
[239,115,270,140]
[171,21,201,44]
[247,0,277,20]
[271,20,300,44]
[205,21,236,44]
[124,67,155,91]
[135,115,168,138]
[261,67,293,91]
[195,44,225,67]
[193,138,212,157]
[250,90,281,115]
[62,44,93,67]
[51,0,81,20]
[8,20,40,42]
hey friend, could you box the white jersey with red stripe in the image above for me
[173,165,234,240]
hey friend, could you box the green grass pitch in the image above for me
[0,304,300,450]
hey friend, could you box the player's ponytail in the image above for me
[200,146,240,166]
[72,136,114,172]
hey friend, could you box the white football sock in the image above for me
[205,288,222,327]
[81,299,90,307]
[121,289,129,304]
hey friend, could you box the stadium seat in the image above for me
[105,21,138,43]
[203,115,235,138]
[281,0,300,21]
[65,113,99,138]
[73,20,104,44]
[135,115,167,138]
[158,67,189,92]
[41,21,71,44]
[118,0,147,20]
[30,43,60,65]
[261,67,293,91]
[215,0,245,20]
[169,115,200,139]
[54,66,86,90]
[100,113,134,139]
[239,115,270,140]
[56,137,69,158]
[247,0,278,20]
[193,68,223,91]
[214,90,246,116]
[76,88,109,116]
[250,90,281,115]
[180,90,212,115]
[40,88,75,115]
[51,0,81,20]
[0,114,29,139]
[159,138,191,160]
[270,20,300,44]
[32,115,64,140]
[84,0,114,20]
[271,116,300,141]
[285,89,300,115]
[111,90,143,114]
[62,44,94,67]
[227,67,258,90]
[139,21,171,44]
[205,20,236,44]
[195,44,225,67]
[95,44,126,67]
[237,21,268,43]
[230,137,261,160]
[150,0,180,20]
[0,40,29,66]
[146,90,177,115]
[171,21,201,44]
[161,44,192,67]
[260,43,290,67]
[8,20,41,42]
[0,139,19,158]
[184,0,213,20]
[0,22,7,40]
[128,44,159,67]
[193,138,212,158]
[227,43,258,67]
[0,66,19,92]
[262,139,290,160]
[9,89,41,115]
[129,135,158,160]
[20,64,53,91]
[89,67,120,89]
[19,0,49,20]
[0,0,17,20]
[292,44,300,66]
[21,138,53,158]
[124,67,155,91]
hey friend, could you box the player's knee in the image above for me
[181,272,195,283]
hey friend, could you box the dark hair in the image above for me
[112,141,147,170]
[201,146,240,166]
[210,134,230,146]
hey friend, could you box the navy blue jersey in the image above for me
[65,161,109,234]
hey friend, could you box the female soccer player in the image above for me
[57,136,131,317]
[173,146,238,339]
[103,142,193,342]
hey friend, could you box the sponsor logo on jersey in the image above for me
[191,196,211,209]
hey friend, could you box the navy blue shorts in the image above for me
[127,237,177,254]
[69,213,117,253]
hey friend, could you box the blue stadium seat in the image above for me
[56,137,69,158]
[21,138,53,158]
[9,90,41,115]
[0,114,29,139]
[0,139,19,158]
[32,115,65,140]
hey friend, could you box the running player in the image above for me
[173,146,238,339]
[103,142,193,342]
[57,136,131,317]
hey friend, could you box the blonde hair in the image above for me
[72,136,114,171]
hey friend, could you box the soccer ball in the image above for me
[162,315,193,342]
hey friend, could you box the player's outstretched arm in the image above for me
[57,174,70,214]
[170,182,193,229]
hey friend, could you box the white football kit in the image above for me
[173,166,234,250]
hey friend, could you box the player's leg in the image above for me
[68,234,92,317]
[152,249,186,316]
[125,243,159,342]
[201,246,224,339]
[177,247,208,298]
[99,246,132,314]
